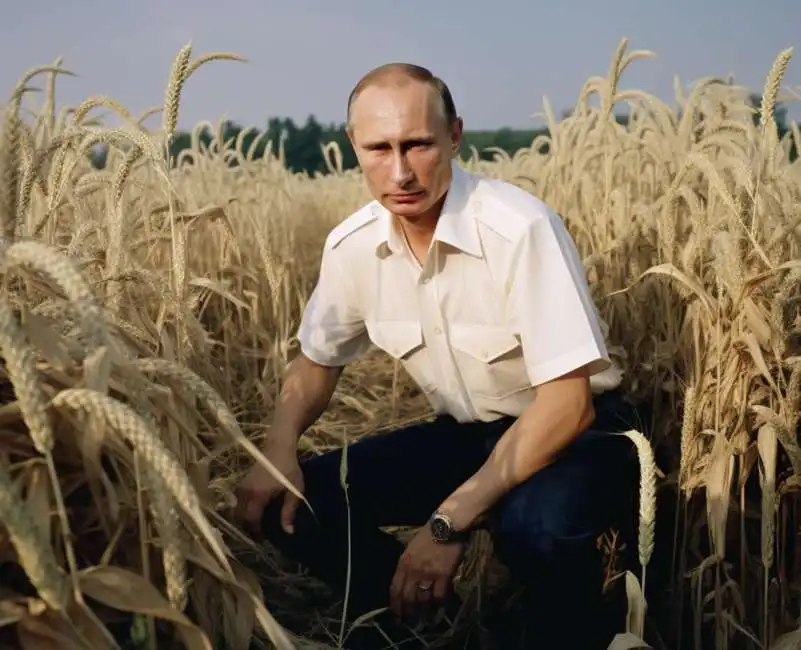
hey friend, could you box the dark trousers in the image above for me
[262,389,642,649]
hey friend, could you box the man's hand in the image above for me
[233,354,343,536]
[389,527,465,621]
[235,442,304,536]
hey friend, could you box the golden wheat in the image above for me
[0,36,798,650]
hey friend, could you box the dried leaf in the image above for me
[188,277,249,311]
[77,566,213,650]
[607,632,652,649]
[183,541,295,650]
[738,442,759,491]
[769,627,801,649]
[608,262,714,315]
[737,333,778,392]
[20,310,74,370]
[757,424,778,572]
[751,405,786,430]
[24,465,52,544]
[0,599,28,629]
[78,346,112,505]
[82,346,112,393]
[17,611,88,650]
[742,297,773,349]
[66,600,118,650]
[624,570,647,640]
[14,601,106,650]
[705,431,735,559]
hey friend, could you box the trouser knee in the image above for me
[492,506,603,586]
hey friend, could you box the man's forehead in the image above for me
[349,82,439,136]
[352,80,435,112]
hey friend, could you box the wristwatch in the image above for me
[428,511,470,544]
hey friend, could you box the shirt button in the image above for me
[434,326,442,334]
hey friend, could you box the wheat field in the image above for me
[0,36,799,650]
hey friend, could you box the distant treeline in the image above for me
[89,115,554,174]
[90,94,797,175]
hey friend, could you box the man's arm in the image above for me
[438,207,610,531]
[266,238,370,450]
[437,365,594,531]
[238,237,370,534]
[265,353,344,450]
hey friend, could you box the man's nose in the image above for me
[390,152,413,184]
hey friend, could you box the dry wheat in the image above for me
[0,36,797,650]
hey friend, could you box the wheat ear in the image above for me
[0,296,87,602]
[49,387,233,576]
[1,239,108,349]
[621,429,657,577]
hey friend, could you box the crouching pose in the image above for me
[236,63,640,649]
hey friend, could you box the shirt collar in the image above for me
[373,160,482,259]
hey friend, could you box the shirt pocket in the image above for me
[365,319,437,395]
[448,323,532,400]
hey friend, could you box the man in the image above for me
[237,63,640,649]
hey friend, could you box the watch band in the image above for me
[428,511,471,543]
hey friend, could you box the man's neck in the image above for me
[393,197,446,268]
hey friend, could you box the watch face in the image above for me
[430,514,451,542]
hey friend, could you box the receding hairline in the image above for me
[346,63,458,129]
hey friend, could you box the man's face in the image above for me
[347,79,462,220]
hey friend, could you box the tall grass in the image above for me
[0,37,799,650]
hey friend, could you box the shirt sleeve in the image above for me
[505,208,611,387]
[296,241,371,366]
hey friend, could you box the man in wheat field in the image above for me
[236,63,642,649]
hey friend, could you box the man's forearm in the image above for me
[438,367,596,532]
[265,352,344,449]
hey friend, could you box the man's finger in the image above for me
[242,494,266,534]
[389,567,406,620]
[416,578,434,607]
[401,574,420,621]
[432,575,450,602]
[280,492,299,534]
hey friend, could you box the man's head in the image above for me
[346,63,463,221]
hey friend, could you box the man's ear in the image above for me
[451,117,464,155]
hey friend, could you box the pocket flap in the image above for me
[449,323,521,363]
[366,320,424,359]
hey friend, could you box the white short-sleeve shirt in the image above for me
[296,161,623,422]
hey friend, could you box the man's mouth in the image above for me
[390,191,425,203]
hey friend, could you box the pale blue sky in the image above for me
[2,0,799,132]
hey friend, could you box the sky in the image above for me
[1,0,799,133]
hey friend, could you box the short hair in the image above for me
[346,63,458,129]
